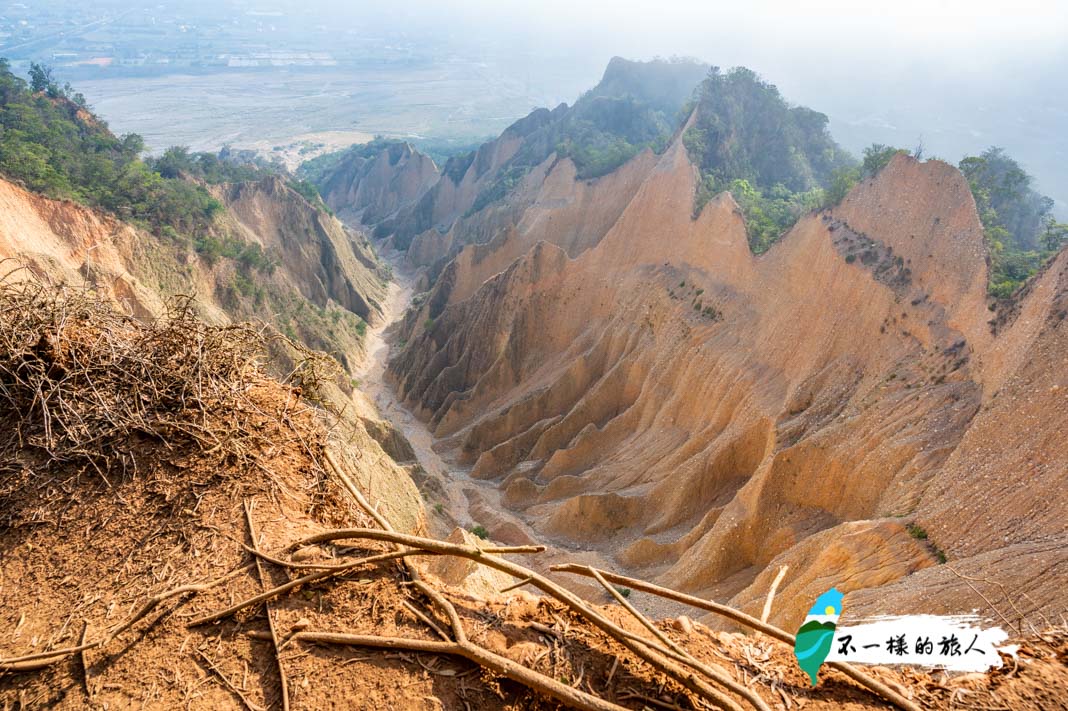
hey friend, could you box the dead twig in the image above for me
[78,620,91,699]
[195,650,266,711]
[401,600,452,642]
[244,499,289,711]
[760,566,789,625]
[248,629,629,711]
[499,576,533,594]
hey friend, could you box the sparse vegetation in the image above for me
[470,524,489,540]
[194,234,276,273]
[906,523,928,540]
[907,522,948,564]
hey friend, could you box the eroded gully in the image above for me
[352,248,622,597]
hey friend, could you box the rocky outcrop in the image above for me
[385,130,1068,630]
[0,177,167,317]
[316,141,440,224]
[216,175,388,325]
[372,115,544,257]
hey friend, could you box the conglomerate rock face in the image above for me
[379,132,1067,629]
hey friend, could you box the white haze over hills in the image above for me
[11,0,1067,211]
[388,0,1068,212]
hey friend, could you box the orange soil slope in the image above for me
[388,134,1068,630]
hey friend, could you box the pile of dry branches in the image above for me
[0,275,331,479]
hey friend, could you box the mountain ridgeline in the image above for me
[306,57,1068,631]
[309,58,709,258]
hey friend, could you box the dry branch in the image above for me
[590,569,770,711]
[269,528,758,710]
[551,564,921,711]
[248,630,629,711]
[244,499,289,711]
[189,550,420,627]
[196,650,266,711]
[760,566,789,625]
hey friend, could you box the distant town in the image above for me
[0,0,431,74]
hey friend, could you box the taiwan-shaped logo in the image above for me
[793,586,1010,684]
[793,587,843,686]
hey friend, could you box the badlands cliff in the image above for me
[1,56,1066,710]
[0,171,426,533]
[315,77,1068,630]
[310,139,440,225]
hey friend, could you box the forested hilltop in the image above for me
[0,61,325,243]
[461,56,710,214]
[682,66,854,252]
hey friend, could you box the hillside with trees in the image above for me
[958,147,1065,297]
[0,61,226,237]
[683,66,855,252]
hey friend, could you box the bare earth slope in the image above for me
[0,174,388,367]
[386,132,1068,631]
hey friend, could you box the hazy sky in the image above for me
[373,0,1068,73]
[383,0,1068,209]
[28,0,1068,207]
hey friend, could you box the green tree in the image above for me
[28,63,56,94]
[823,166,861,207]
[682,66,857,251]
[1043,216,1068,252]
[861,144,908,177]
[959,147,1058,296]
